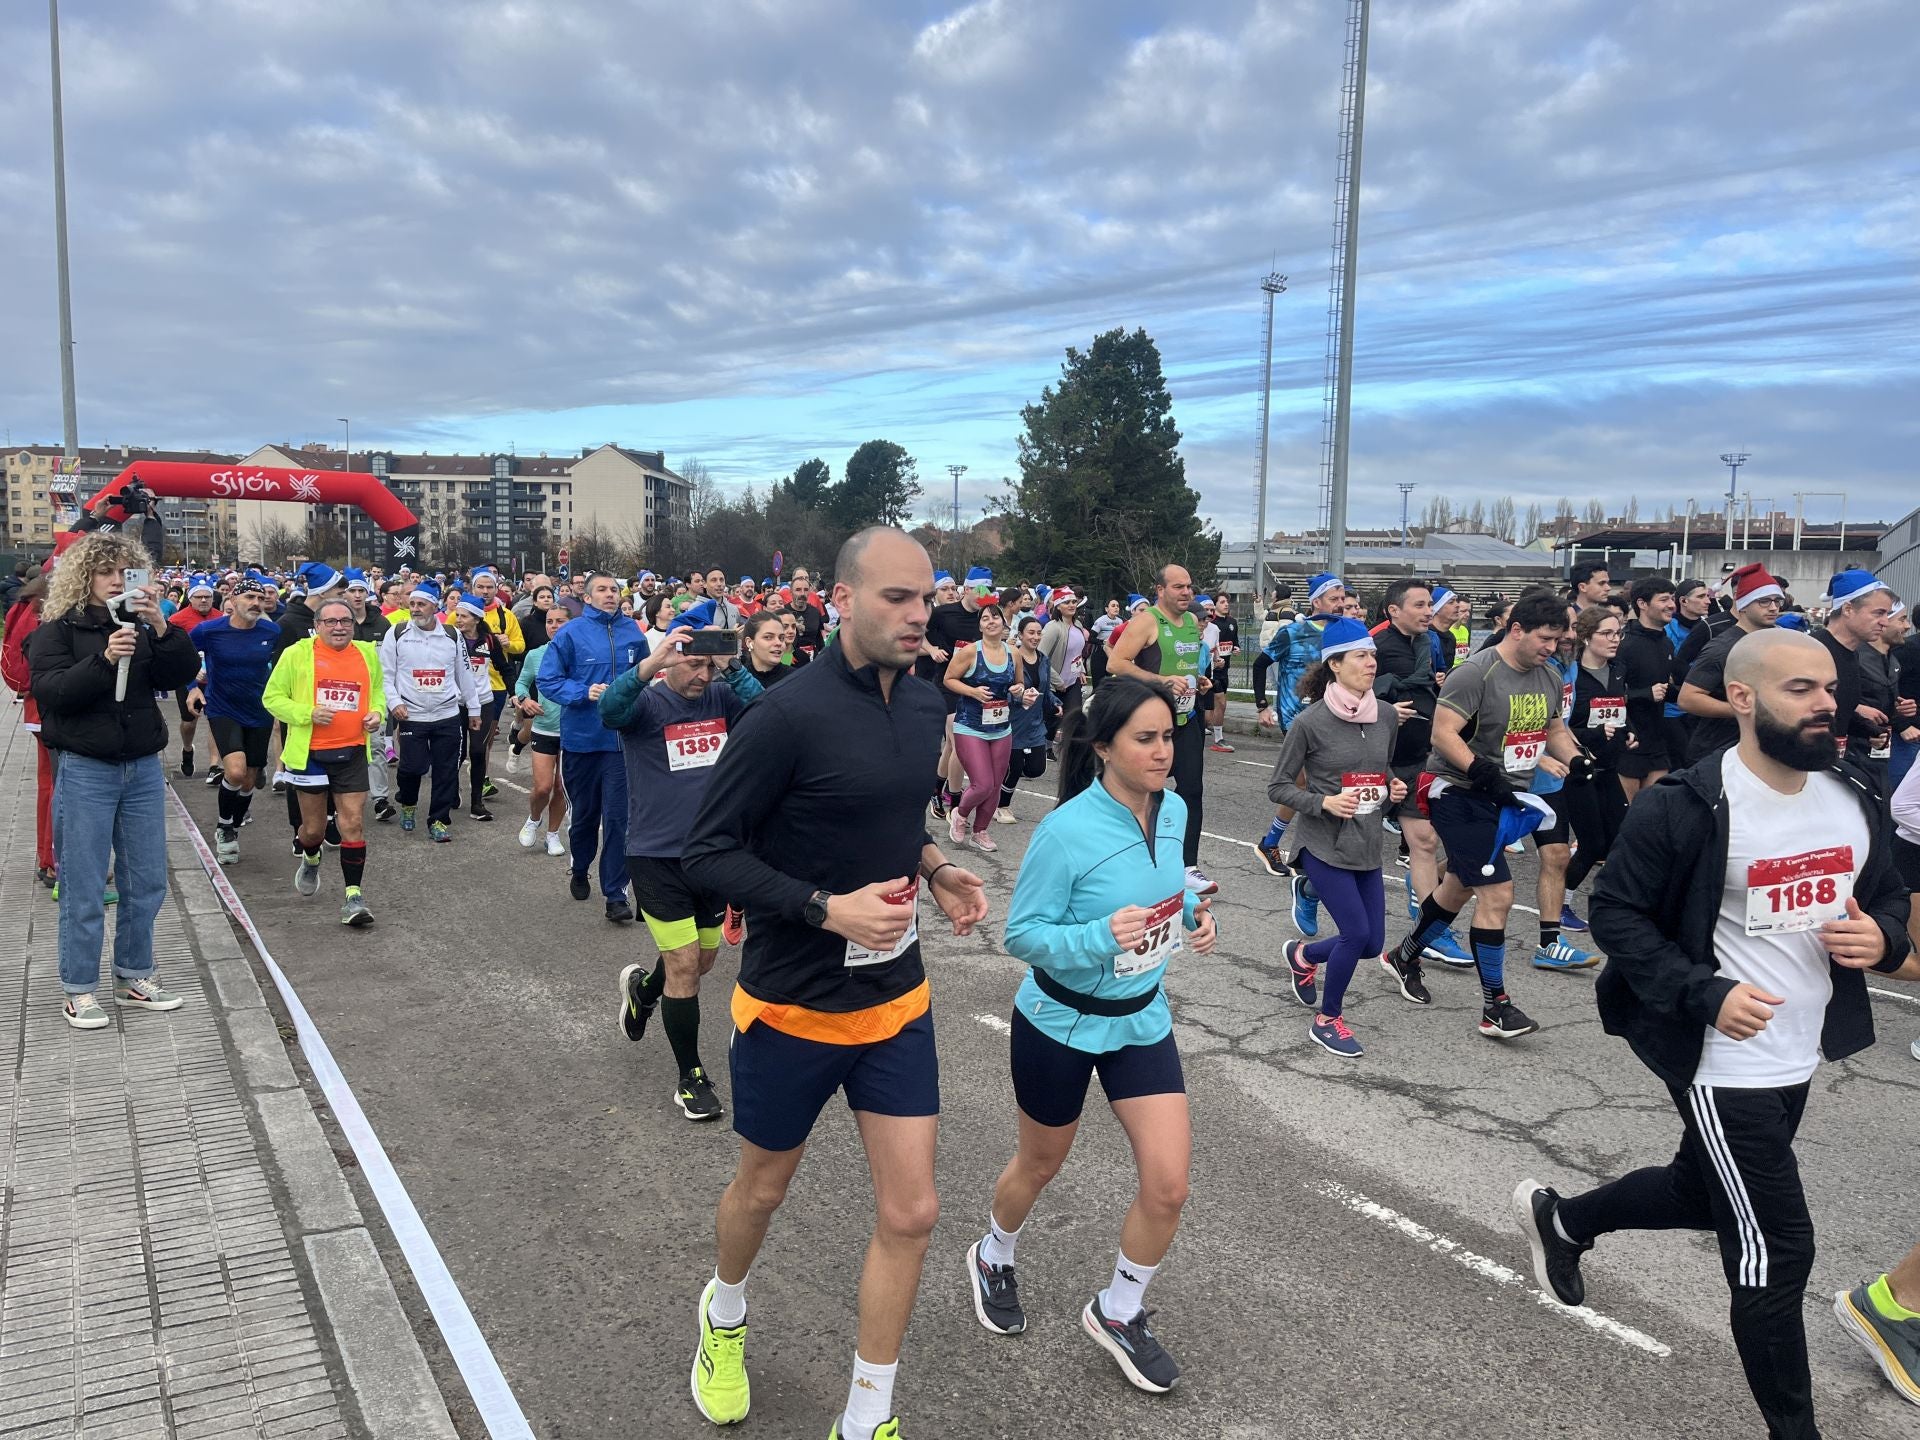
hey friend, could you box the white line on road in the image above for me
[1312,1179,1670,1358]
[972,1013,1012,1034]
[1869,987,1920,1006]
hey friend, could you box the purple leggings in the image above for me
[953,734,1011,837]
[1297,851,1386,1018]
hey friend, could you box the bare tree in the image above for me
[1582,499,1607,525]
[244,519,306,567]
[1520,503,1543,546]
[1465,499,1487,532]
[1622,495,1640,524]
[1489,496,1517,543]
[681,457,723,529]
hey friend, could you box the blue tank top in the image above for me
[953,643,1015,739]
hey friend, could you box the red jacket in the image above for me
[2,598,43,728]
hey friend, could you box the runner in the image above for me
[784,566,827,664]
[1513,628,1913,1440]
[1816,570,1894,768]
[1380,591,1580,1036]
[1556,606,1632,922]
[1254,572,1346,926]
[1616,575,1676,802]
[1204,592,1237,752]
[342,569,396,822]
[995,614,1059,823]
[1106,565,1216,895]
[944,599,1017,851]
[1568,562,1611,617]
[1266,619,1402,1056]
[602,611,761,1123]
[378,580,486,843]
[262,596,384,927]
[1677,565,1784,763]
[1661,578,1712,764]
[1523,602,1599,972]
[510,605,571,855]
[538,572,648,923]
[187,579,281,866]
[168,576,218,776]
[739,611,790,690]
[451,596,508,822]
[965,675,1215,1393]
[680,526,988,1438]
[1036,587,1086,727]
[922,566,989,817]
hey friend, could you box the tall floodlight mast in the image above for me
[1318,0,1371,571]
[1251,272,1287,605]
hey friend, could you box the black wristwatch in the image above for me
[802,889,832,928]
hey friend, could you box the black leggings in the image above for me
[1001,745,1047,807]
[1560,771,1627,892]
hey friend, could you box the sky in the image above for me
[2,0,1916,541]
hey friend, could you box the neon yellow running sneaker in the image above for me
[829,1419,900,1439]
[691,1278,749,1425]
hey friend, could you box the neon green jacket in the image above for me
[263,637,386,770]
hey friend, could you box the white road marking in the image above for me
[972,1013,1012,1034]
[1869,987,1920,1006]
[1312,1180,1670,1357]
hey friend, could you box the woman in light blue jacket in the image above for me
[964,676,1216,1397]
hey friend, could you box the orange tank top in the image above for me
[309,642,369,752]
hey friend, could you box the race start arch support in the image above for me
[87,461,423,569]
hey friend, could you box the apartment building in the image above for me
[4,445,242,559]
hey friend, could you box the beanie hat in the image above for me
[1826,569,1888,606]
[1728,563,1783,611]
[1307,572,1344,604]
[1318,616,1377,657]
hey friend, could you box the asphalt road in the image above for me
[173,730,1920,1439]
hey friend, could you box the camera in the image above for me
[118,478,155,516]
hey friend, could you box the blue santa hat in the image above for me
[342,566,369,591]
[1826,569,1888,606]
[1318,616,1377,658]
[1307,572,1344,604]
[187,574,215,598]
[1431,585,1457,610]
[668,598,720,634]
[965,566,994,591]
[1480,793,1556,876]
[934,570,954,586]
[1127,594,1150,612]
[410,577,443,605]
[1775,611,1809,631]
[299,562,344,598]
[450,592,485,620]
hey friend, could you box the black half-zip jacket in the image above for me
[683,642,944,1012]
[1590,749,1911,1089]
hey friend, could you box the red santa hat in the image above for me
[1727,563,1783,611]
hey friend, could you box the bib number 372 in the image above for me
[1745,846,1854,935]
[665,717,728,771]
[1115,894,1183,979]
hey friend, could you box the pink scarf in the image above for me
[1323,679,1379,724]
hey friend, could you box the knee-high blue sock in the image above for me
[1469,926,1506,1007]
[1261,816,1287,847]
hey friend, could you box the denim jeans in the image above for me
[53,752,169,996]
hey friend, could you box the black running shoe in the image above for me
[1381,951,1431,1005]
[675,1067,724,1122]
[468,803,494,823]
[606,897,635,925]
[569,871,591,902]
[1081,1294,1179,1393]
[1479,994,1538,1039]
[1512,1179,1591,1307]
[203,764,223,786]
[372,798,395,823]
[1256,841,1292,878]
[617,964,657,1042]
[966,1239,1026,1335]
[930,791,949,820]
[324,817,343,848]
[180,749,194,777]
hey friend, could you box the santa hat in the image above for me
[451,593,485,620]
[187,575,216,598]
[934,570,954,586]
[410,578,443,605]
[1318,616,1377,658]
[1307,572,1344,604]
[1127,594,1150,612]
[669,598,720,634]
[965,566,994,591]
[342,566,369,592]
[1050,588,1078,605]
[1826,569,1889,607]
[299,562,344,598]
[1431,585,1457,610]
[1727,563,1783,611]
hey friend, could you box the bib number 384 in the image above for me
[665,717,728,771]
[1745,847,1854,935]
[1115,894,1183,979]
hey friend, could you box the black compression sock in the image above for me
[1394,895,1460,966]
[661,995,703,1078]
[639,963,667,1006]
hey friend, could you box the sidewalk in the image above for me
[0,714,456,1440]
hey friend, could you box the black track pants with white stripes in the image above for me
[1557,1082,1816,1440]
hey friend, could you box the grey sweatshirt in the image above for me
[1266,699,1400,871]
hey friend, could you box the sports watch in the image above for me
[802,889,832,928]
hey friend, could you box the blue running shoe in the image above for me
[1283,940,1318,1009]
[1424,928,1476,968]
[1532,939,1599,971]
[1404,872,1419,922]
[1291,876,1320,938]
[1310,1013,1364,1058]
[1559,903,1590,933]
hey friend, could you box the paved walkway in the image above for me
[0,714,454,1440]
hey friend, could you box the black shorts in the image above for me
[729,1009,940,1153]
[1894,835,1920,892]
[1429,786,1512,885]
[175,687,199,721]
[288,745,370,794]
[530,732,560,756]
[209,717,272,769]
[1009,1008,1185,1128]
[1211,665,1231,696]
[1616,724,1669,778]
[1388,762,1427,819]
[1662,716,1693,770]
[1531,787,1570,848]
[625,854,723,949]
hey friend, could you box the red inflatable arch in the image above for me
[86,461,423,567]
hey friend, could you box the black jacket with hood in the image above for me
[28,604,202,762]
[1590,748,1911,1089]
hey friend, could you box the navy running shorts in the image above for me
[1009,1008,1184,1129]
[1428,785,1511,885]
[729,1009,939,1153]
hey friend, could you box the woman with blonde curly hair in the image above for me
[27,530,201,1030]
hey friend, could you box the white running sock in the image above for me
[980,1212,1020,1269]
[706,1271,747,1328]
[839,1352,896,1440]
[1552,1208,1579,1247]
[1099,1250,1158,1321]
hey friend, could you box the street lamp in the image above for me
[338,417,351,569]
[946,464,967,565]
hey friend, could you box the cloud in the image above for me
[0,0,1913,540]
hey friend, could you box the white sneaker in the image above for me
[545,831,566,858]
[994,808,1016,824]
[505,746,521,775]
[1184,866,1218,896]
[517,817,541,849]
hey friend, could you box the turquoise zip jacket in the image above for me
[1003,779,1200,1053]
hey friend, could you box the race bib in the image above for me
[1836,735,1849,756]
[1175,690,1196,717]
[1588,697,1626,729]
[845,882,919,968]
[1746,847,1854,935]
[1217,643,1236,658]
[1502,728,1547,773]
[665,717,728,771]
[1869,737,1891,760]
[1561,682,1575,720]
[1116,894,1183,979]
[1341,771,1389,816]
[410,667,446,694]
[316,679,362,711]
[469,653,489,675]
[981,702,1009,727]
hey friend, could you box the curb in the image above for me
[169,805,460,1440]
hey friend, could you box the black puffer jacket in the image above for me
[28,605,202,762]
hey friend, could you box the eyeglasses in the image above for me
[317,617,355,626]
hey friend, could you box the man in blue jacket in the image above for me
[539,572,649,923]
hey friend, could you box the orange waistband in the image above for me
[731,978,930,1046]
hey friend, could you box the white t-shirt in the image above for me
[1693,750,1869,1088]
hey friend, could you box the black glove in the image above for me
[1566,752,1597,784]
[1467,756,1520,806]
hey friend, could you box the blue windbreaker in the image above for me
[1003,780,1200,1053]
[1263,615,1330,728]
[536,606,648,753]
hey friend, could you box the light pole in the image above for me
[1253,272,1287,606]
[1719,451,1748,549]
[338,417,351,569]
[946,464,967,566]
[1397,482,1415,551]
[48,0,79,460]
[1323,0,1371,573]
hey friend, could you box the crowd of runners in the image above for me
[6,496,1920,1438]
